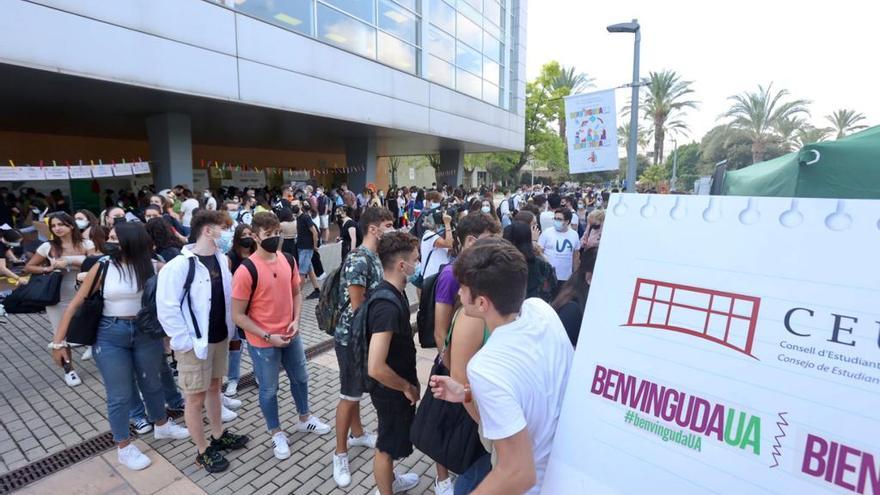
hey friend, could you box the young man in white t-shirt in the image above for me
[538,208,581,289]
[429,237,574,495]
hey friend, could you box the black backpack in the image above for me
[316,266,346,336]
[136,257,198,339]
[241,253,298,315]
[349,286,410,394]
[415,263,449,348]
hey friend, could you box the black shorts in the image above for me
[371,390,415,460]
[334,341,365,400]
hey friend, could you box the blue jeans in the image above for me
[454,453,492,495]
[227,333,242,382]
[129,355,184,421]
[93,317,167,443]
[248,335,310,431]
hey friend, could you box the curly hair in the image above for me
[453,237,527,315]
[378,231,419,270]
[145,217,183,250]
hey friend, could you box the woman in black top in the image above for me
[551,247,598,347]
[228,224,256,274]
[144,217,184,262]
[504,220,557,303]
[336,205,361,260]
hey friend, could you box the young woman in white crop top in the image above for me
[49,223,190,471]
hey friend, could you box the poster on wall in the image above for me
[224,170,266,189]
[112,162,133,176]
[69,165,93,179]
[192,169,209,192]
[21,166,46,180]
[283,169,310,183]
[0,167,21,181]
[564,89,619,173]
[132,161,151,175]
[44,166,71,180]
[542,194,880,494]
[91,164,114,178]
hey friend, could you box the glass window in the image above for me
[456,12,481,50]
[456,41,481,75]
[317,3,377,58]
[378,31,417,73]
[482,81,499,105]
[322,0,376,24]
[427,55,455,87]
[428,25,454,61]
[236,0,313,36]
[461,0,482,12]
[429,0,455,34]
[457,69,482,99]
[457,1,482,25]
[393,0,417,12]
[484,1,502,27]
[483,57,500,85]
[378,0,417,44]
[483,31,501,61]
[484,18,500,39]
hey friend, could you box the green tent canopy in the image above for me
[721,125,880,199]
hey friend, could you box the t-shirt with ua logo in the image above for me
[538,227,581,281]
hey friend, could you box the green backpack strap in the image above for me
[444,308,490,349]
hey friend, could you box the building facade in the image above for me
[0,0,527,196]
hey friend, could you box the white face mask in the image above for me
[481,205,491,214]
[75,219,89,230]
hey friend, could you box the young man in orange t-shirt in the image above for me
[231,212,331,460]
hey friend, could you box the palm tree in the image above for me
[773,116,806,152]
[825,109,868,139]
[638,70,698,165]
[794,125,832,148]
[617,123,652,156]
[723,83,810,164]
[549,66,594,143]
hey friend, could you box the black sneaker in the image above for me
[195,448,229,473]
[210,430,249,451]
[306,289,320,300]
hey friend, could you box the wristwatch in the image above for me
[47,341,68,350]
[262,333,271,343]
[463,383,473,404]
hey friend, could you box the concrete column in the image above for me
[345,137,377,193]
[146,113,193,191]
[439,149,464,188]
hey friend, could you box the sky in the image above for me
[525,0,879,147]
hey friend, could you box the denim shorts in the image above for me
[334,341,365,401]
[298,249,314,274]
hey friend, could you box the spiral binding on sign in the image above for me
[611,194,865,232]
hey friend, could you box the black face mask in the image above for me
[259,236,280,252]
[112,216,127,226]
[238,238,255,249]
[104,242,120,256]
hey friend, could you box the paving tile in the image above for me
[16,457,126,495]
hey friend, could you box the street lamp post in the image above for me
[607,19,641,193]
[671,136,678,192]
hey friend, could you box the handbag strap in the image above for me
[84,259,110,297]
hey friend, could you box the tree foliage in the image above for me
[638,70,699,164]
[664,142,701,191]
[722,83,810,164]
[825,109,868,139]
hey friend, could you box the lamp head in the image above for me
[606,20,640,33]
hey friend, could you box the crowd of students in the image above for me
[0,178,608,494]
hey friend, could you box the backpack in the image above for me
[349,286,410,393]
[241,253,298,316]
[136,257,198,339]
[415,263,449,348]
[316,267,347,336]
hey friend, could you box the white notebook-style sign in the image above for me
[542,194,880,495]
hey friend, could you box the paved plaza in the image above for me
[0,244,434,494]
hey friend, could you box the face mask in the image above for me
[578,203,585,209]
[214,230,234,253]
[554,220,566,232]
[104,242,120,256]
[411,193,417,199]
[75,219,89,230]
[481,206,491,214]
[259,236,281,252]
[402,261,417,277]
[238,237,255,249]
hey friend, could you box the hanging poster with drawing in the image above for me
[564,89,619,173]
[542,194,880,495]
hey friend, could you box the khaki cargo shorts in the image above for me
[177,340,228,394]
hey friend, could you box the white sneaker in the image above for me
[391,472,419,493]
[117,443,151,471]
[81,346,93,361]
[222,395,242,410]
[272,432,290,460]
[294,415,331,435]
[224,379,238,397]
[332,453,351,487]
[347,431,377,449]
[153,420,190,440]
[435,476,454,495]
[221,405,237,423]
[64,370,81,387]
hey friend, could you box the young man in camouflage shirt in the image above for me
[331,206,396,488]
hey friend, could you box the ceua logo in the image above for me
[624,278,761,359]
